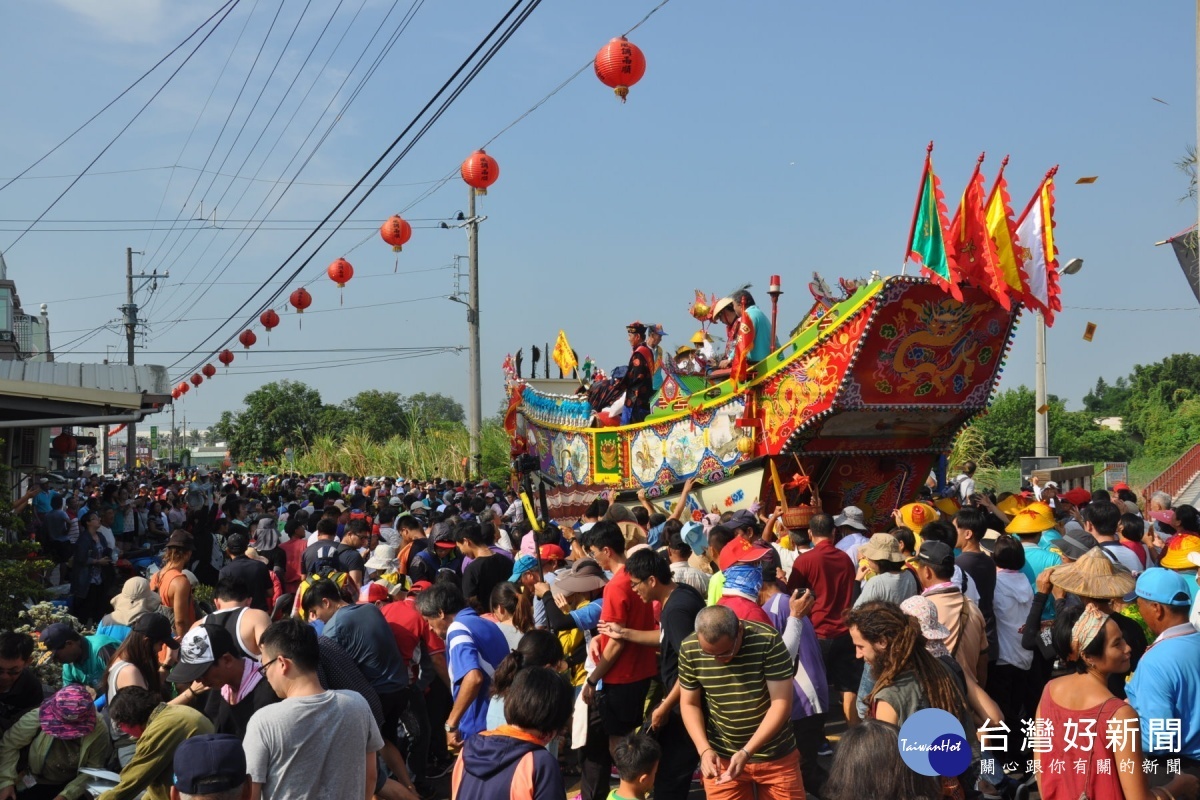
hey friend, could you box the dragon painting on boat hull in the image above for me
[505,275,1020,527]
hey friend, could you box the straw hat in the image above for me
[896,503,938,532]
[1049,547,1135,599]
[933,497,961,517]
[1005,502,1057,535]
[110,577,161,627]
[710,297,735,321]
[1160,533,1200,570]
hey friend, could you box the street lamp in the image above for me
[1034,257,1084,456]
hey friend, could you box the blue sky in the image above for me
[0,0,1195,435]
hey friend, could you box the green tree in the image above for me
[972,385,1139,466]
[1126,354,1200,441]
[227,381,324,462]
[211,411,236,445]
[1082,376,1132,418]
[341,390,408,440]
[405,392,465,429]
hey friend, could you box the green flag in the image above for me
[906,149,963,301]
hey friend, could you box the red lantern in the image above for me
[52,431,76,456]
[380,215,412,253]
[327,258,354,305]
[594,36,646,102]
[289,287,312,328]
[218,349,234,369]
[177,381,189,396]
[202,363,217,379]
[190,373,203,388]
[171,388,180,400]
[461,150,499,195]
[260,309,280,331]
[238,329,257,350]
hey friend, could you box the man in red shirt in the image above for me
[785,512,860,726]
[369,580,450,794]
[581,522,658,756]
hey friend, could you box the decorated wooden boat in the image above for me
[504,275,1020,527]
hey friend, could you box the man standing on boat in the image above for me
[734,289,773,362]
[616,322,655,425]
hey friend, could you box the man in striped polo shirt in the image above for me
[678,605,804,800]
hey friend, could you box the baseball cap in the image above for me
[174,734,247,795]
[914,540,954,570]
[539,544,566,561]
[1112,482,1132,493]
[388,496,403,507]
[1134,568,1193,607]
[168,624,238,683]
[718,537,770,572]
[361,583,390,604]
[225,533,249,555]
[727,509,758,531]
[39,623,80,652]
[131,612,180,649]
[409,580,433,594]
[509,554,539,582]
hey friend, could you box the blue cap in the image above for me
[1134,568,1193,607]
[174,734,246,794]
[681,521,707,555]
[509,554,539,582]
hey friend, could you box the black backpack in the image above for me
[309,543,343,575]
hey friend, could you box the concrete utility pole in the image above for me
[466,189,483,480]
[123,247,137,470]
[1034,310,1048,457]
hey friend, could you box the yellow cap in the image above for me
[933,497,960,517]
[897,502,938,532]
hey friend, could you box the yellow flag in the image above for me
[552,329,577,375]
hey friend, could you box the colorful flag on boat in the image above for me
[985,157,1032,307]
[906,144,963,301]
[1015,168,1063,326]
[552,330,578,375]
[949,155,1010,310]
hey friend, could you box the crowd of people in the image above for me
[2,467,1200,800]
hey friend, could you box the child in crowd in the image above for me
[609,734,661,800]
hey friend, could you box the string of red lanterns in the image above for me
[174,34,645,402]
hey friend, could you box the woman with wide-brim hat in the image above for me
[0,684,112,799]
[97,577,162,642]
[1032,547,1146,697]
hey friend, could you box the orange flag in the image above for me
[949,154,1011,309]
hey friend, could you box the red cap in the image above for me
[361,583,389,604]
[1060,487,1092,507]
[718,537,771,572]
[539,544,566,561]
[410,580,433,594]
[1112,482,1131,492]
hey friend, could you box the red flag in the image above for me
[949,154,1010,309]
[729,311,754,388]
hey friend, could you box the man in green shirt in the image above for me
[102,686,214,800]
[677,606,802,800]
[39,624,119,691]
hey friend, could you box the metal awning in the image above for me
[0,361,171,423]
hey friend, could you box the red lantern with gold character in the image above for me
[218,349,234,369]
[461,150,499,195]
[327,258,354,305]
[202,363,216,379]
[238,329,257,351]
[259,309,279,344]
[594,37,646,102]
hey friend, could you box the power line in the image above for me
[0,0,241,196]
[169,0,542,381]
[145,0,425,331]
[0,164,453,188]
[3,0,243,253]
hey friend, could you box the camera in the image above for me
[512,454,540,475]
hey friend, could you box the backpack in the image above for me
[294,571,353,621]
[939,477,962,499]
[309,543,344,576]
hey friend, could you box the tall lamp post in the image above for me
[1034,257,1084,456]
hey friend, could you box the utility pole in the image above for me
[123,247,137,471]
[119,247,166,472]
[465,188,483,480]
[1034,310,1047,457]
